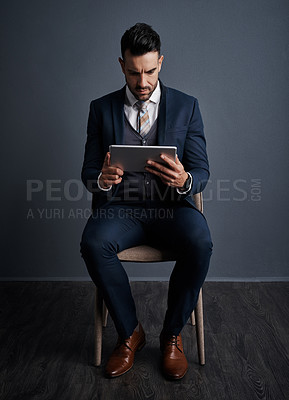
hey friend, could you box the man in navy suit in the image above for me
[81,23,212,379]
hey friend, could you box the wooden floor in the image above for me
[0,281,288,400]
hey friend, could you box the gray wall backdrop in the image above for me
[1,0,289,280]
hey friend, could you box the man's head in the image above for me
[119,23,164,101]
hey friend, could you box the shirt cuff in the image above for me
[97,172,112,191]
[176,172,193,195]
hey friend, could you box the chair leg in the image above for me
[195,288,205,365]
[102,302,108,327]
[190,310,196,326]
[94,287,103,366]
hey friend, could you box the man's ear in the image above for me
[119,57,125,74]
[158,55,164,72]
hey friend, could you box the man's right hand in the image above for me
[99,152,123,189]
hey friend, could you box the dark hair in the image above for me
[121,23,161,59]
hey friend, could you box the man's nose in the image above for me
[138,73,147,87]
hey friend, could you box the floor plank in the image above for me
[0,282,288,400]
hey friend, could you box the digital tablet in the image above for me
[109,145,177,172]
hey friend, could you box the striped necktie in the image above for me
[136,100,150,137]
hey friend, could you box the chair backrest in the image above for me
[193,192,203,213]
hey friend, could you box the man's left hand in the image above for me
[145,154,188,189]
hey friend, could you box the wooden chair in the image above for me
[94,192,205,366]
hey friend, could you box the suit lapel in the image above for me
[112,86,126,144]
[157,81,167,145]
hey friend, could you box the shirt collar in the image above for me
[125,80,161,106]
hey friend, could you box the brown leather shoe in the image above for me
[105,323,146,378]
[160,333,188,380]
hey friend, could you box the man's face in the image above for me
[119,50,164,101]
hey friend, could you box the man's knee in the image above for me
[80,230,117,260]
[186,228,213,256]
[196,235,213,255]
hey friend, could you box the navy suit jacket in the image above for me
[81,81,210,210]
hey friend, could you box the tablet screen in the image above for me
[109,145,177,172]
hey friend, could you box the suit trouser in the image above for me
[80,201,212,339]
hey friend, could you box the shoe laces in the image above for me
[167,335,183,353]
[116,337,132,352]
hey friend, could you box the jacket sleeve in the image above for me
[81,101,105,193]
[183,99,210,195]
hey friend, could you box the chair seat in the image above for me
[117,245,176,263]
